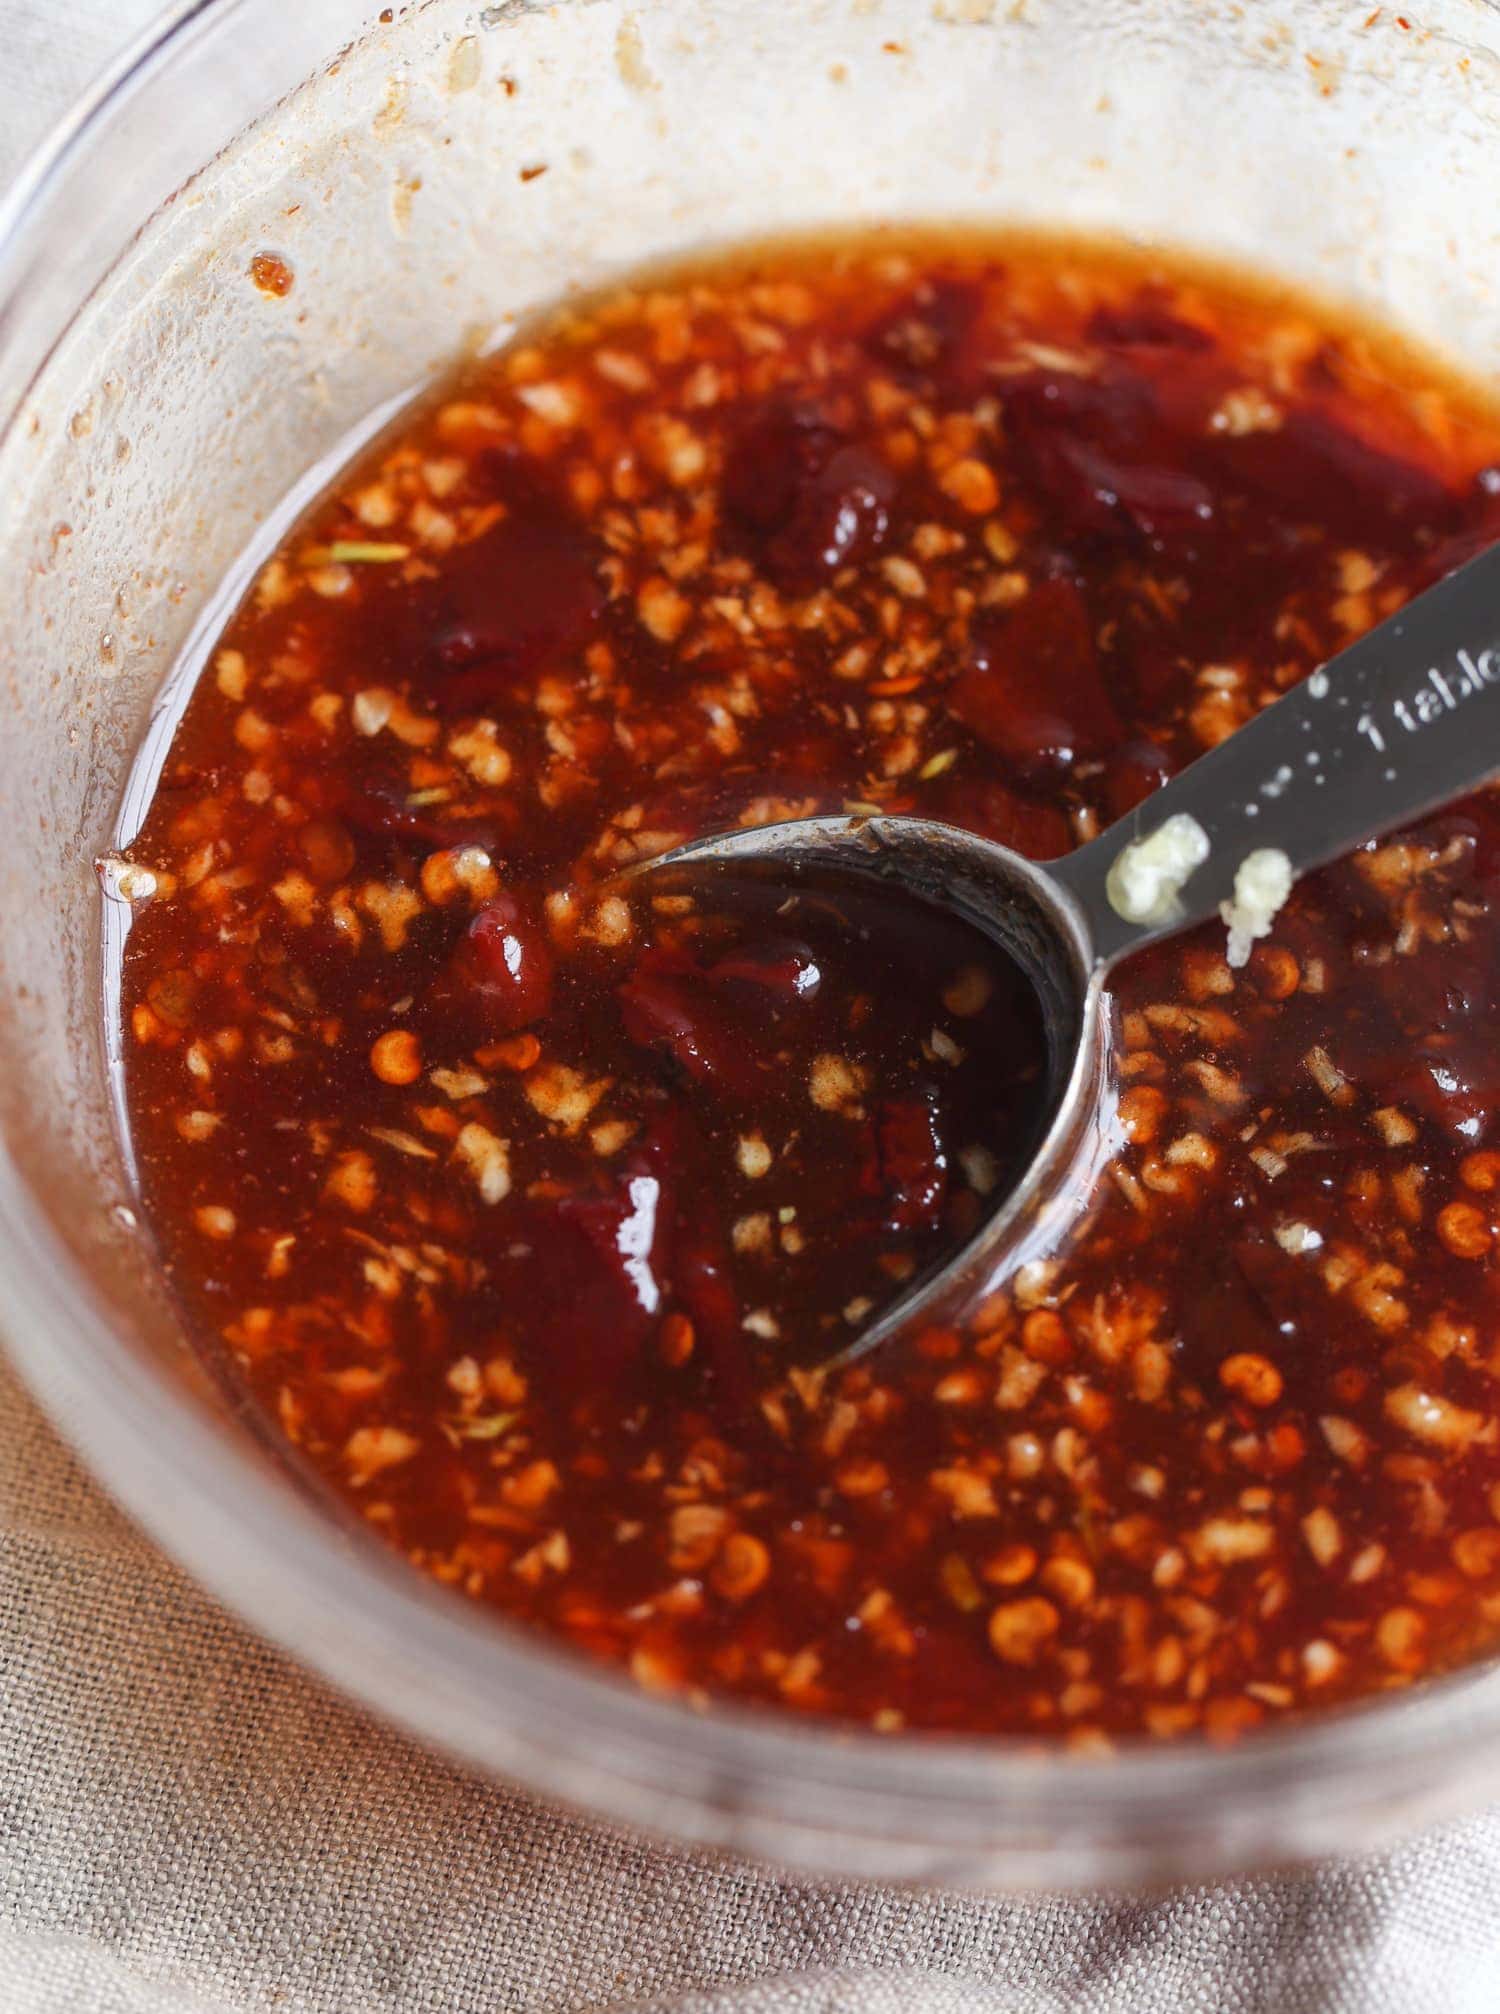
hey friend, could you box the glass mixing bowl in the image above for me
[3,0,1500,1889]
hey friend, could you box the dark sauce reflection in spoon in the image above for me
[576,866,1052,1389]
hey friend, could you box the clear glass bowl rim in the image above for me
[2,0,1499,1885]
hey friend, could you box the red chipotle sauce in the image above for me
[115,234,1500,1742]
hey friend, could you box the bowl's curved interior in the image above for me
[4,0,1500,1887]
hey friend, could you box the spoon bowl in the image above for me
[638,813,1111,1365]
[635,537,1500,1367]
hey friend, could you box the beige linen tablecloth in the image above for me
[5,8,1500,2009]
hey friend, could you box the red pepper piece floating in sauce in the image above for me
[722,400,898,590]
[617,952,763,1096]
[617,936,828,1098]
[428,893,555,1034]
[647,1117,746,1391]
[775,443,897,589]
[861,1085,950,1235]
[708,938,823,1001]
[1102,736,1176,820]
[644,1106,753,1403]
[1209,408,1456,541]
[721,399,840,537]
[1003,369,1217,547]
[948,576,1121,776]
[509,1107,750,1402]
[519,1161,672,1386]
[410,492,605,710]
[1366,971,1500,1147]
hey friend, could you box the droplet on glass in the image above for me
[96,854,158,906]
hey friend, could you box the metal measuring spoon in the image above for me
[635,542,1500,1371]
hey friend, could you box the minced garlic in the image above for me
[1106,815,1211,927]
[1220,848,1294,968]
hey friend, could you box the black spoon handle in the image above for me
[1051,540,1500,971]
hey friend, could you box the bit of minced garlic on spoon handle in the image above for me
[1057,535,1500,972]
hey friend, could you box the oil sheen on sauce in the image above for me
[113,232,1500,1742]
